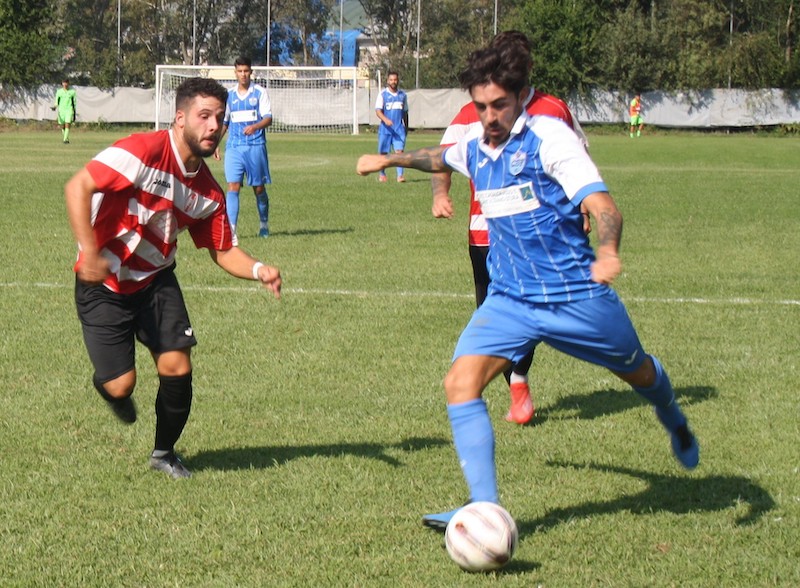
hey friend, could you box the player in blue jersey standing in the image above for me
[217,56,273,243]
[375,71,409,183]
[357,42,699,530]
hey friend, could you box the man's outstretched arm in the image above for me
[357,145,450,176]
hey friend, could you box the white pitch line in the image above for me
[3,281,800,306]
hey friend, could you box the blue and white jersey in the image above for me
[375,88,408,138]
[444,114,609,304]
[224,84,271,148]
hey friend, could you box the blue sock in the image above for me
[226,191,240,227]
[397,166,405,178]
[634,355,685,430]
[447,399,498,503]
[256,191,269,225]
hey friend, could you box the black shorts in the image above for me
[75,266,197,382]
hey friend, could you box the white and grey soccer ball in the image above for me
[444,502,519,572]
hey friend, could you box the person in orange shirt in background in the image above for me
[629,94,644,138]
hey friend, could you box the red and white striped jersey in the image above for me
[80,129,232,294]
[440,89,587,247]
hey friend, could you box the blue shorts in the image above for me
[378,129,406,154]
[452,289,646,373]
[224,144,271,186]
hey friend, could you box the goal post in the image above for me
[155,65,361,134]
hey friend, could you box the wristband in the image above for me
[252,262,264,281]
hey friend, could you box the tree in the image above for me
[508,0,605,97]
[358,0,416,78]
[0,0,59,97]
[416,0,500,88]
[279,0,336,65]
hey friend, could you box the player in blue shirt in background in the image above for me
[217,56,273,242]
[375,71,408,183]
[357,41,699,530]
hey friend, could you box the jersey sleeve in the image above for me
[442,141,468,178]
[258,86,272,119]
[86,143,142,193]
[223,91,232,125]
[533,116,607,205]
[440,102,478,146]
[188,206,233,251]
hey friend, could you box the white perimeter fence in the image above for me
[3,85,800,129]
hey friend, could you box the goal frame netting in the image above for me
[155,65,360,134]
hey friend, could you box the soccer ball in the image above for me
[444,502,518,572]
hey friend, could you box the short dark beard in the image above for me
[185,134,217,158]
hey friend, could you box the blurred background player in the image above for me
[431,31,589,425]
[65,77,281,479]
[629,93,644,137]
[375,71,409,183]
[53,78,77,144]
[218,56,273,243]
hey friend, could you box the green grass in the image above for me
[0,127,799,586]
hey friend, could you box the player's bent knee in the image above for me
[612,355,656,389]
[154,349,192,377]
[102,370,137,399]
[443,371,483,404]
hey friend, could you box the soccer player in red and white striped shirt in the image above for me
[65,77,281,479]
[431,31,589,425]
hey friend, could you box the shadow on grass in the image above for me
[261,227,355,238]
[532,385,717,425]
[188,435,448,472]
[517,460,775,539]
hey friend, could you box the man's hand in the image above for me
[255,264,282,299]
[590,250,621,285]
[432,193,454,218]
[357,154,387,176]
[76,252,111,285]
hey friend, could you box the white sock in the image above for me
[509,372,528,385]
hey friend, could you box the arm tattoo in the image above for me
[596,208,623,249]
[399,145,447,172]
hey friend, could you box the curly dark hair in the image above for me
[175,77,228,113]
[458,45,529,96]
[490,30,533,75]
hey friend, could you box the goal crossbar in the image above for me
[155,65,360,134]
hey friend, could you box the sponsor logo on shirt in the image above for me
[476,181,540,218]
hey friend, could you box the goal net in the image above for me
[155,65,360,134]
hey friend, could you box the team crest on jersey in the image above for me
[509,150,526,176]
[183,192,199,212]
[249,97,258,107]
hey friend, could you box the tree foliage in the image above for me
[0,0,59,96]
[1,0,797,93]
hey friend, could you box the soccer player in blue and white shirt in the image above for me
[357,44,699,530]
[374,71,408,183]
[217,56,273,243]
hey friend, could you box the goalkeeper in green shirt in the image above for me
[53,79,77,143]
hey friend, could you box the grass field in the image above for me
[0,126,798,587]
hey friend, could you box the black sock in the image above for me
[154,372,193,453]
